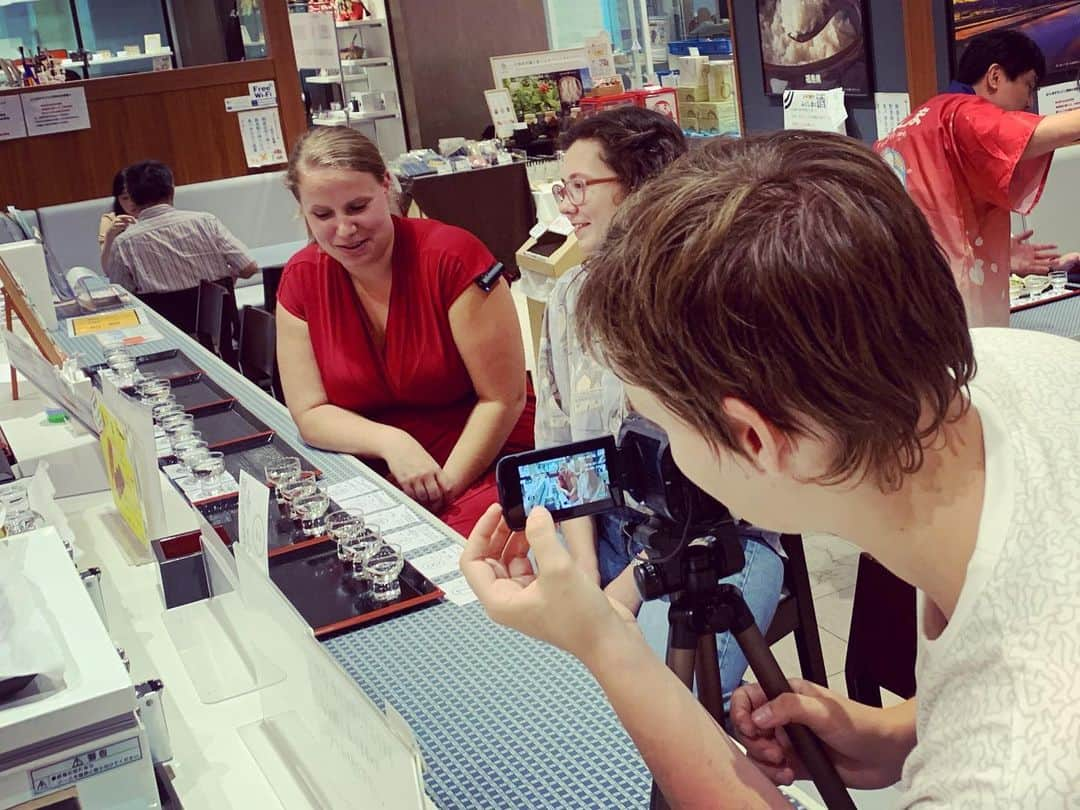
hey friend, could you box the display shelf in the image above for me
[335,18,385,28]
[292,5,407,159]
[312,111,399,127]
[340,57,391,67]
[61,48,173,69]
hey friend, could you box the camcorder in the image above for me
[496,415,740,571]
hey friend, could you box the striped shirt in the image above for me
[105,204,255,294]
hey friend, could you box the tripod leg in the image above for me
[666,645,696,690]
[694,634,725,725]
[651,626,699,810]
[735,622,855,810]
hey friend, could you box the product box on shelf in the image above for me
[636,86,679,123]
[677,85,709,105]
[677,54,709,87]
[696,101,739,134]
[580,91,639,116]
[680,103,699,132]
[707,59,735,103]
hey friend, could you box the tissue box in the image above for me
[678,85,709,105]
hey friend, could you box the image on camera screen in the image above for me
[519,448,612,514]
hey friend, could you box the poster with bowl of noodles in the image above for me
[756,0,872,96]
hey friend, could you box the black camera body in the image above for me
[495,414,732,538]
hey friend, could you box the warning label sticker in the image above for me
[29,736,143,796]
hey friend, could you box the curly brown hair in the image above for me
[577,131,976,491]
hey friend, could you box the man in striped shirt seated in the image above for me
[104,160,258,332]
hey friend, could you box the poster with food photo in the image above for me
[756,0,873,96]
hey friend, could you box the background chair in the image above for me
[194,279,238,369]
[844,553,917,707]
[238,305,283,403]
[764,534,829,687]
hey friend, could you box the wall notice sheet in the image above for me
[1038,80,1080,115]
[783,88,847,134]
[874,92,911,139]
[21,86,90,136]
[0,95,27,141]
[238,108,287,168]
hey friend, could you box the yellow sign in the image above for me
[98,399,148,545]
[71,308,141,337]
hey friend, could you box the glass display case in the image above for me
[0,0,268,88]
[545,0,730,79]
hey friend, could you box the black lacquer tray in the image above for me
[269,541,443,638]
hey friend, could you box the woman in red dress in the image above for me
[276,127,533,536]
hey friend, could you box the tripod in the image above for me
[636,533,856,810]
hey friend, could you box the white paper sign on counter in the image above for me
[238,470,270,573]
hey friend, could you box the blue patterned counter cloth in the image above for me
[1010,294,1080,338]
[326,602,653,808]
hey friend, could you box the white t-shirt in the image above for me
[898,328,1080,805]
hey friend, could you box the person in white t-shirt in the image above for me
[459,131,1080,805]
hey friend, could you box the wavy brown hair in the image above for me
[577,131,976,490]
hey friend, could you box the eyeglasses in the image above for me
[552,176,620,206]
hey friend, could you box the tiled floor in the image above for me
[768,532,905,707]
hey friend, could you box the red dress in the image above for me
[277,216,534,536]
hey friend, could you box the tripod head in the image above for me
[632,518,744,602]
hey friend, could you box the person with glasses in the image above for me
[875,29,1080,328]
[535,107,785,704]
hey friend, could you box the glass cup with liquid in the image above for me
[328,510,365,561]
[279,474,318,519]
[1050,268,1068,292]
[152,399,184,423]
[174,439,209,475]
[366,542,404,602]
[163,415,196,449]
[294,491,331,537]
[265,457,302,505]
[190,451,225,498]
[341,524,382,579]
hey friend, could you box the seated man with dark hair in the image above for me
[462,131,1080,805]
[105,160,257,332]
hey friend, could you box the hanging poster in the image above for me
[490,48,592,119]
[756,0,873,96]
[0,95,27,141]
[289,11,340,72]
[21,86,91,136]
[237,108,287,168]
[950,1,1080,86]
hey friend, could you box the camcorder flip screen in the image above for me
[496,437,620,530]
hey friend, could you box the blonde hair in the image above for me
[285,126,388,201]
